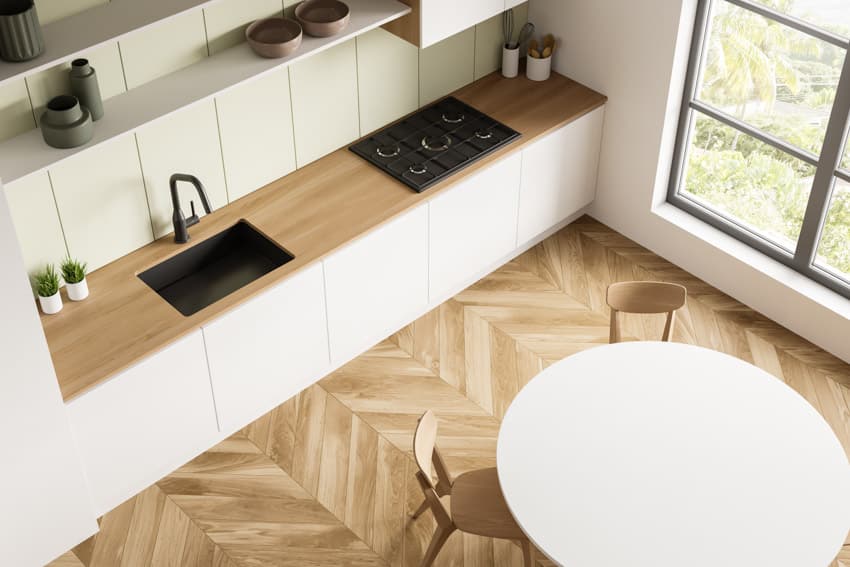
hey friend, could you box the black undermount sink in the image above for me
[138,220,294,316]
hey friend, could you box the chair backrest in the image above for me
[414,410,439,481]
[606,281,687,343]
[413,411,453,522]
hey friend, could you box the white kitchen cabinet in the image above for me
[429,152,522,304]
[420,0,504,48]
[0,186,97,567]
[325,205,429,364]
[67,330,219,517]
[202,263,330,434]
[389,0,524,48]
[517,106,605,244]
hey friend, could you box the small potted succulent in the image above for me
[34,264,62,315]
[61,257,88,301]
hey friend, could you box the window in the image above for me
[669,0,850,298]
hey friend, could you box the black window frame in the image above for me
[668,0,850,299]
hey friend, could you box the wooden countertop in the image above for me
[41,70,606,401]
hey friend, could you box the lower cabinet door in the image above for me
[67,330,219,517]
[429,152,521,303]
[202,262,330,433]
[517,106,605,244]
[324,205,429,364]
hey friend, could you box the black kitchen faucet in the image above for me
[170,173,212,243]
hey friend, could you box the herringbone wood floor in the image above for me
[49,217,850,567]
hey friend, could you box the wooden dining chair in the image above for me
[606,281,687,343]
[411,410,536,567]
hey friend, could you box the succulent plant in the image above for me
[60,257,87,285]
[34,264,61,298]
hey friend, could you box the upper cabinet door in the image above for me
[325,205,429,364]
[67,330,219,517]
[203,263,330,434]
[420,0,504,48]
[517,107,605,244]
[429,153,522,304]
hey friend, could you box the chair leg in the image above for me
[520,539,536,567]
[411,498,429,519]
[420,524,456,567]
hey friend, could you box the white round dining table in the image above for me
[497,341,850,567]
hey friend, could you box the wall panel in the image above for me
[289,40,360,167]
[216,67,297,201]
[50,136,153,270]
[136,101,228,237]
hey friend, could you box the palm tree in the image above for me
[700,0,820,119]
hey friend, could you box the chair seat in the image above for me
[450,467,526,539]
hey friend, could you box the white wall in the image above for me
[528,0,850,364]
[0,183,97,566]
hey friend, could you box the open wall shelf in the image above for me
[0,0,226,89]
[0,0,410,184]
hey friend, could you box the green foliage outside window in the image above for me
[681,0,850,277]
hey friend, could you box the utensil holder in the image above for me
[0,0,44,62]
[70,59,104,121]
[502,45,519,78]
[526,55,552,82]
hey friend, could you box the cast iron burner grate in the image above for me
[349,96,520,193]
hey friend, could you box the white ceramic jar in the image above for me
[526,55,552,81]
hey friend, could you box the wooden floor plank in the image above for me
[119,486,167,567]
[148,498,191,567]
[317,394,353,519]
[291,385,328,496]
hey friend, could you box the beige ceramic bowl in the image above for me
[295,0,350,37]
[246,17,303,58]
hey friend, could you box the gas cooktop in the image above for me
[349,96,520,193]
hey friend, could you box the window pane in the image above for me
[680,113,814,250]
[752,0,850,39]
[816,178,850,279]
[697,1,845,153]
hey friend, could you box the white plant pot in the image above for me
[66,278,89,301]
[38,291,63,315]
[526,55,552,81]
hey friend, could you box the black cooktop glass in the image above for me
[349,96,520,193]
